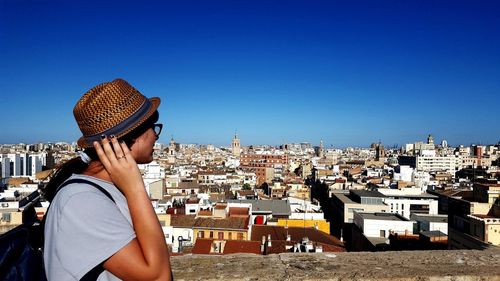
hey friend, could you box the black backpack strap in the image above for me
[80,260,106,281]
[48,178,117,281]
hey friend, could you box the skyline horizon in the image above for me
[1,132,498,150]
[1,1,499,147]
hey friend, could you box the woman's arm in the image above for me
[94,137,171,280]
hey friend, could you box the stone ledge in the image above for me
[171,248,500,280]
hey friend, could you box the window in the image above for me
[237,233,244,240]
[2,213,11,222]
[210,231,214,238]
[228,232,232,240]
[199,231,205,238]
[380,230,386,237]
[218,232,224,239]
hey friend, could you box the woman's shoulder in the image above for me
[53,174,118,207]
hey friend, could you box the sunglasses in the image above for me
[152,123,163,138]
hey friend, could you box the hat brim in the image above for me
[77,97,161,148]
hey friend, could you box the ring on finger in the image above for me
[117,155,126,160]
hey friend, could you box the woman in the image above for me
[43,79,172,280]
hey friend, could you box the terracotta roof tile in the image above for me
[229,207,249,217]
[251,225,344,250]
[170,215,196,227]
[192,238,214,254]
[194,217,249,230]
[223,240,261,255]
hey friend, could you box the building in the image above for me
[411,213,448,235]
[231,133,241,156]
[448,179,500,249]
[197,171,228,186]
[193,216,250,242]
[240,153,288,185]
[169,215,196,253]
[377,188,439,219]
[192,238,261,255]
[399,155,459,175]
[0,153,43,178]
[329,190,389,243]
[375,142,386,161]
[250,224,344,254]
[393,165,413,182]
[228,199,291,225]
[166,181,200,202]
[351,212,415,251]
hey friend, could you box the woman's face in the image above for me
[129,127,157,164]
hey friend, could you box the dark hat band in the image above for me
[82,99,152,146]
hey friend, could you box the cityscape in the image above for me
[1,134,499,253]
[2,1,500,279]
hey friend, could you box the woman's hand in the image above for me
[93,135,144,196]
[93,134,172,280]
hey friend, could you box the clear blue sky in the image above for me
[1,0,499,148]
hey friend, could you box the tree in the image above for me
[242,183,251,190]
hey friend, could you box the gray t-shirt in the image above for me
[44,174,136,280]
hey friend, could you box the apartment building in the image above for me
[329,190,389,241]
[351,212,415,251]
[240,153,288,185]
[448,179,500,249]
[378,188,439,219]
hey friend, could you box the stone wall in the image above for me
[171,248,500,280]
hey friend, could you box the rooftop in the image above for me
[350,189,386,198]
[194,217,249,230]
[410,213,448,223]
[357,212,409,221]
[420,230,448,238]
[228,199,291,216]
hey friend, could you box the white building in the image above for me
[168,215,196,253]
[1,156,11,178]
[378,188,439,220]
[198,172,227,185]
[412,170,432,191]
[286,197,324,220]
[224,157,240,169]
[416,155,459,175]
[1,153,43,178]
[411,213,448,235]
[170,227,194,252]
[393,165,413,182]
[366,167,384,178]
[6,154,21,176]
[354,212,415,238]
[140,161,165,179]
[28,154,43,177]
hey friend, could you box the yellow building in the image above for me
[448,180,500,249]
[277,219,330,235]
[193,217,249,243]
[194,229,248,241]
[0,209,24,234]
[157,213,171,227]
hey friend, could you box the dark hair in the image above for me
[43,111,159,202]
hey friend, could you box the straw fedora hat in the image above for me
[74,78,160,148]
